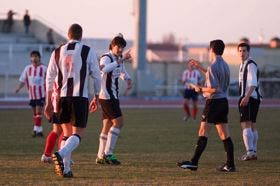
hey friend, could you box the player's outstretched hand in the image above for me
[189,83,201,92]
[89,96,99,113]
[44,103,53,121]
[188,59,200,68]
[240,96,249,107]
[123,49,132,61]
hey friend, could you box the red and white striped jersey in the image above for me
[181,69,202,89]
[46,40,101,98]
[19,64,47,100]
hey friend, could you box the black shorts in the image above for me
[49,112,61,124]
[29,98,45,107]
[183,89,198,101]
[100,99,122,120]
[58,97,89,128]
[201,98,228,124]
[238,97,260,123]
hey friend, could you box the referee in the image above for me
[177,39,235,172]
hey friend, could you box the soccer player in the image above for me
[41,82,66,163]
[44,23,101,178]
[177,40,236,172]
[95,34,132,165]
[237,42,261,161]
[181,61,202,121]
[15,50,47,137]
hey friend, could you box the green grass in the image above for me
[0,107,280,185]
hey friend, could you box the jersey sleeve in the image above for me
[207,66,218,88]
[100,56,119,73]
[247,63,258,87]
[181,70,187,82]
[19,66,28,83]
[88,49,101,95]
[46,51,58,91]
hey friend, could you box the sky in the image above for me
[1,0,280,44]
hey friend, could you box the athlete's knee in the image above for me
[198,123,209,137]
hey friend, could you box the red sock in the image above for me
[183,103,190,116]
[58,132,64,150]
[44,131,58,157]
[193,107,198,119]
[34,113,42,126]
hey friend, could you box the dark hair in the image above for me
[68,23,83,40]
[109,35,127,50]
[238,42,250,52]
[209,39,225,55]
[30,50,41,58]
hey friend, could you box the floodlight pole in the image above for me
[133,0,147,97]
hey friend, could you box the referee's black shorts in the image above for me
[238,97,260,123]
[202,98,229,124]
[100,98,122,120]
[58,97,89,128]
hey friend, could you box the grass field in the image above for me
[0,107,280,185]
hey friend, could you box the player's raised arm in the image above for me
[188,59,207,74]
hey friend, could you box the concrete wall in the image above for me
[0,19,66,44]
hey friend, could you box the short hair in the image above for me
[109,34,127,50]
[68,23,83,40]
[30,50,41,58]
[238,42,250,52]
[209,39,225,55]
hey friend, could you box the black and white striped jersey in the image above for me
[99,51,131,100]
[239,57,261,99]
[46,40,101,98]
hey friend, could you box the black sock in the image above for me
[223,137,235,167]
[191,136,208,165]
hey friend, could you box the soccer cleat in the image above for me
[63,171,74,178]
[104,154,121,165]
[37,132,44,137]
[177,160,198,171]
[41,154,53,164]
[241,153,257,161]
[52,152,64,176]
[217,163,236,172]
[96,156,107,165]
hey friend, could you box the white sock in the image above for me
[253,131,258,153]
[97,133,108,159]
[60,139,66,149]
[38,126,43,132]
[34,126,38,132]
[59,135,80,158]
[243,128,254,152]
[59,138,71,174]
[104,127,121,155]
[61,138,71,173]
[63,153,71,174]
